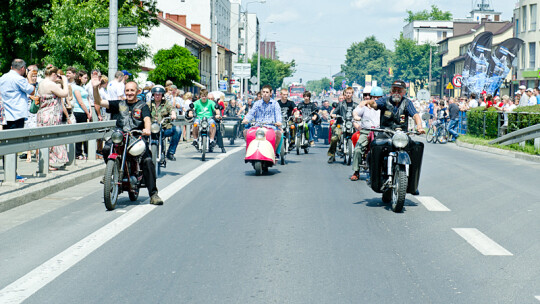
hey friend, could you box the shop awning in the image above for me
[192,80,206,89]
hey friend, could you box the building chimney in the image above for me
[178,15,187,27]
[158,11,163,18]
[169,14,179,23]
[191,24,201,35]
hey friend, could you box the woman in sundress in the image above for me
[36,65,69,169]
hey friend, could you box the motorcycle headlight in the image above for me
[392,131,409,148]
[111,131,123,144]
[345,121,353,129]
[151,123,160,134]
[201,120,209,129]
[256,128,266,140]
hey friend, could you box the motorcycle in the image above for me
[294,112,314,155]
[103,129,146,210]
[150,117,171,176]
[187,104,218,161]
[222,116,241,145]
[280,108,291,161]
[335,109,355,165]
[366,128,423,213]
[244,121,284,175]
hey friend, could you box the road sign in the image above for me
[341,79,347,89]
[233,63,251,78]
[452,75,462,88]
[250,76,258,84]
[95,26,138,50]
[417,89,430,101]
[446,82,454,90]
[219,80,227,91]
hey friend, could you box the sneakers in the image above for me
[221,147,226,153]
[309,140,315,146]
[327,155,335,163]
[350,173,359,181]
[150,194,163,205]
[166,154,176,161]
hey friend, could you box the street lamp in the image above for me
[243,0,265,99]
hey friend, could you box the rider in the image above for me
[91,76,163,205]
[349,86,382,181]
[365,80,425,194]
[188,89,221,151]
[294,91,319,147]
[223,96,241,117]
[277,88,297,149]
[148,85,181,161]
[242,85,283,152]
[327,86,358,163]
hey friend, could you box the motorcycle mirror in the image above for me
[189,103,195,109]
[332,102,338,108]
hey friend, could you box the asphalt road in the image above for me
[0,137,539,303]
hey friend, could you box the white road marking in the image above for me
[0,145,244,304]
[416,196,451,211]
[452,228,513,256]
[535,296,540,301]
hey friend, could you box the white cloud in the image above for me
[350,0,370,10]
[265,11,299,24]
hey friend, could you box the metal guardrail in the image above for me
[489,123,540,146]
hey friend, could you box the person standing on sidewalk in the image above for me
[447,97,460,142]
[0,59,36,130]
[72,70,92,159]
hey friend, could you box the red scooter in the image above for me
[244,122,284,175]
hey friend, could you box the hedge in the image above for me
[466,105,540,138]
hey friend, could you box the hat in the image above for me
[121,70,132,76]
[391,80,406,89]
[519,85,526,90]
[144,81,154,88]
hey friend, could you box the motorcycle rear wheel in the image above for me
[129,187,139,202]
[391,165,408,213]
[103,160,119,211]
[254,161,263,175]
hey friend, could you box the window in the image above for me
[522,6,528,32]
[522,47,526,69]
[516,19,519,37]
[529,42,536,68]
[531,4,537,30]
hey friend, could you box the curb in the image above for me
[455,140,540,163]
[0,163,105,213]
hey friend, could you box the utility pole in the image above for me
[429,45,432,94]
[257,24,260,92]
[108,0,118,80]
[244,11,249,100]
[211,0,218,91]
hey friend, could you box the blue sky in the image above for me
[245,0,516,84]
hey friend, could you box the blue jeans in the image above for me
[162,126,182,155]
[447,119,459,140]
[307,121,316,141]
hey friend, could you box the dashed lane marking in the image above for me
[0,146,244,304]
[416,196,451,211]
[452,228,513,256]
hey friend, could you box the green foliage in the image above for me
[147,44,199,87]
[249,54,295,90]
[41,0,158,75]
[333,76,347,91]
[393,33,441,94]
[507,105,540,133]
[0,0,52,71]
[306,77,332,94]
[459,134,539,155]
[405,5,452,23]
[466,107,499,138]
[342,36,393,88]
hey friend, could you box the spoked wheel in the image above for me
[296,135,301,155]
[426,127,434,143]
[391,165,408,213]
[201,136,207,161]
[346,139,352,166]
[342,140,347,164]
[438,129,448,144]
[129,187,139,201]
[253,161,263,175]
[103,160,119,211]
[280,141,286,165]
[151,143,158,175]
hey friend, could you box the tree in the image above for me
[342,36,393,88]
[147,44,199,87]
[393,33,441,95]
[249,54,295,90]
[405,5,452,23]
[333,76,347,91]
[306,77,332,94]
[41,0,158,75]
[0,0,52,72]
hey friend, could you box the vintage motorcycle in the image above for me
[103,129,146,211]
[294,111,317,155]
[366,128,423,213]
[244,121,284,175]
[150,117,172,176]
[335,109,355,165]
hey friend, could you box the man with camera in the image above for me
[0,59,36,130]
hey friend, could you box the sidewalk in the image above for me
[455,140,540,163]
[0,141,194,213]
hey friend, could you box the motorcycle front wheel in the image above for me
[280,141,286,165]
[346,138,352,166]
[296,134,301,155]
[201,136,207,161]
[103,160,119,211]
[391,165,408,213]
[129,187,139,202]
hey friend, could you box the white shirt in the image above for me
[468,99,478,108]
[107,80,125,100]
[528,95,537,106]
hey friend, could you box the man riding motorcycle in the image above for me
[223,97,241,117]
[91,76,163,205]
[349,86,382,181]
[242,85,283,153]
[148,85,181,161]
[294,91,319,147]
[188,89,221,151]
[365,80,425,194]
[328,86,358,163]
[277,88,297,149]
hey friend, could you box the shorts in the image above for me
[194,118,216,126]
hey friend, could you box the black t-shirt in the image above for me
[333,101,355,117]
[296,102,318,116]
[108,100,151,130]
[278,99,296,117]
[448,103,460,120]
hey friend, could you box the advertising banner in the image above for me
[461,32,493,96]
[484,38,524,95]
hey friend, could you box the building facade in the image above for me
[514,0,540,90]
[403,21,454,45]
[260,41,276,60]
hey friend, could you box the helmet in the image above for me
[127,137,146,156]
[370,86,383,97]
[151,85,166,95]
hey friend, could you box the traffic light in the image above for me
[299,78,302,83]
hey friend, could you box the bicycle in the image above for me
[426,117,448,144]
